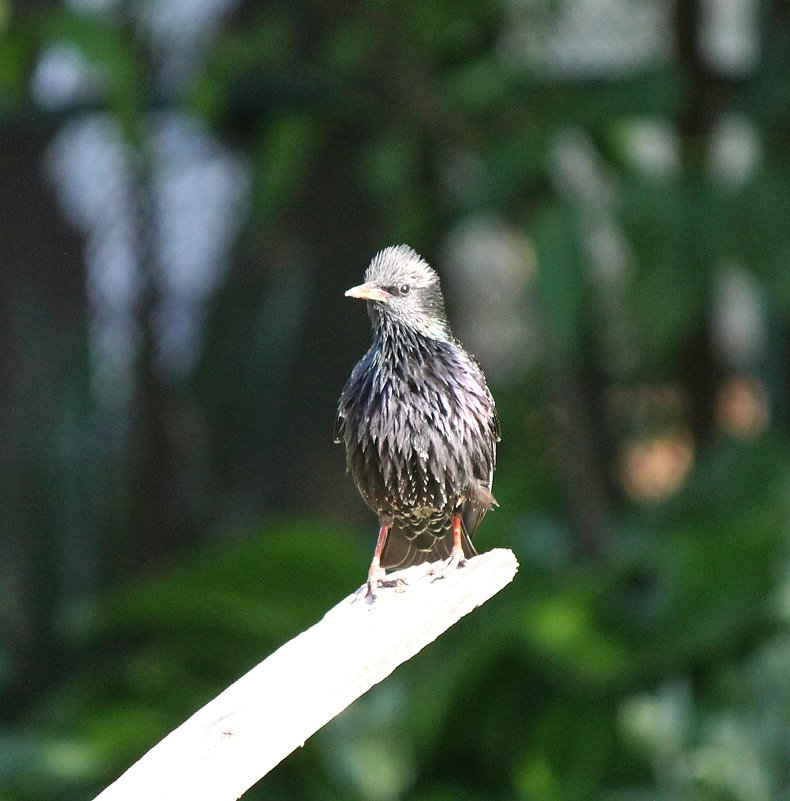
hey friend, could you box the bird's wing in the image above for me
[463,478,497,540]
[492,404,501,443]
[333,408,345,444]
[380,521,477,570]
[335,346,376,445]
[465,373,499,538]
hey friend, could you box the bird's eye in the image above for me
[398,283,411,296]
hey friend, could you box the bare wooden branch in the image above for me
[93,548,519,801]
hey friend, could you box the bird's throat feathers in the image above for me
[368,300,450,345]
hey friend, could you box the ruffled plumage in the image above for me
[336,245,500,576]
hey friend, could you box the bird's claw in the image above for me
[430,551,468,582]
[365,574,406,601]
[447,552,468,571]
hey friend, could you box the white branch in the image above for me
[93,548,519,801]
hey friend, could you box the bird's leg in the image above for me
[446,514,468,570]
[366,522,390,597]
[431,514,469,582]
[429,514,466,581]
[365,521,407,598]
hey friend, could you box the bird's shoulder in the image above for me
[445,338,500,438]
[335,345,379,442]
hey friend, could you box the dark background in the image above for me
[2,1,790,799]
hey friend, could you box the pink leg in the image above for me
[366,522,389,596]
[448,514,467,569]
[366,521,408,599]
[431,514,469,583]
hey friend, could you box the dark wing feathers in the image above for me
[337,327,497,565]
[380,520,477,571]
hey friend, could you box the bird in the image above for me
[335,244,500,596]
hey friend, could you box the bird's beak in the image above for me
[344,282,390,302]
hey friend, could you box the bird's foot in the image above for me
[446,549,468,571]
[430,550,468,582]
[365,569,406,601]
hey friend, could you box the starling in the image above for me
[335,245,500,596]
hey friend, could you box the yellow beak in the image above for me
[344,282,390,301]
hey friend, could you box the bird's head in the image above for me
[345,245,450,341]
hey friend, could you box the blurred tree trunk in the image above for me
[674,0,735,444]
[127,163,196,568]
[0,122,89,712]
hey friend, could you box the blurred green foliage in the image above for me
[1,1,790,800]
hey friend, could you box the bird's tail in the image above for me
[379,518,477,571]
